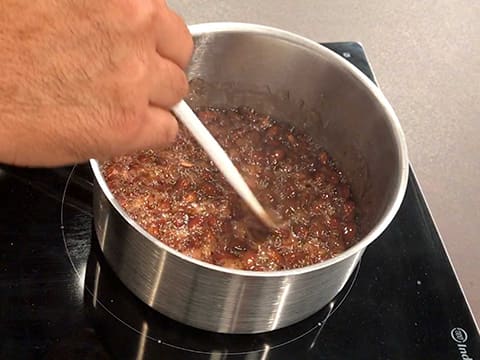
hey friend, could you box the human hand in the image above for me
[0,0,193,166]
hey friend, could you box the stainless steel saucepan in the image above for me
[90,22,409,334]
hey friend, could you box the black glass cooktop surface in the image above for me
[0,43,478,360]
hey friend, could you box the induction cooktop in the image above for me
[1,42,478,360]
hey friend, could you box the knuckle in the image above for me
[110,56,149,108]
[106,100,147,150]
[118,105,146,139]
[108,56,149,134]
[121,0,156,31]
[122,55,148,86]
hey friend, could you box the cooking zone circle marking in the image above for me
[61,165,360,355]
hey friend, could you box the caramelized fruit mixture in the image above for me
[102,107,358,271]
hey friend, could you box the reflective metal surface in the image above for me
[83,236,360,359]
[90,23,409,333]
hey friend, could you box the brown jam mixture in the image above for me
[102,107,358,271]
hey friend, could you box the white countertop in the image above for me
[170,0,480,320]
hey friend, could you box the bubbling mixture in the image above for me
[102,107,358,271]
